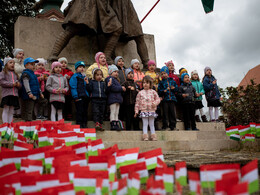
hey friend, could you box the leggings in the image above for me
[51,105,63,121]
[110,103,120,121]
[209,107,219,120]
[142,116,155,135]
[2,105,14,123]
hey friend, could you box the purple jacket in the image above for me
[0,71,20,98]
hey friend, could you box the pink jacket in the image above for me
[34,68,50,92]
[133,69,145,88]
[135,89,160,113]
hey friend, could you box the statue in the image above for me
[35,0,149,68]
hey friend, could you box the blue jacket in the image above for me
[191,80,205,101]
[69,72,89,99]
[203,75,221,102]
[158,77,178,102]
[105,76,123,105]
[21,69,41,100]
[86,79,107,99]
[178,82,197,104]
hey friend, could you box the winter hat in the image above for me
[95,51,108,68]
[4,57,13,66]
[36,58,47,66]
[114,56,124,65]
[204,66,211,74]
[92,68,103,77]
[24,57,39,66]
[160,66,169,75]
[125,68,133,76]
[191,70,198,77]
[12,48,24,58]
[165,60,174,67]
[131,59,140,66]
[179,68,188,76]
[108,65,119,75]
[58,57,68,64]
[147,60,156,68]
[181,73,189,81]
[51,61,62,70]
[75,61,86,70]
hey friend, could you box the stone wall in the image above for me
[14,16,156,68]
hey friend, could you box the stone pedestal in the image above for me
[15,16,156,68]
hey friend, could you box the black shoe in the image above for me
[192,128,199,131]
[185,128,191,131]
[195,115,201,122]
[36,115,47,120]
[201,115,208,122]
[162,126,168,131]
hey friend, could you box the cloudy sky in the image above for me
[61,0,260,89]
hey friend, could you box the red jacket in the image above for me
[61,68,74,95]
[34,68,50,92]
[169,71,180,86]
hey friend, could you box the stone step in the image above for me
[96,131,229,141]
[103,139,240,153]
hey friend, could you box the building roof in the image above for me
[238,64,260,87]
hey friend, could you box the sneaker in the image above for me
[192,128,199,131]
[36,115,47,120]
[185,128,191,131]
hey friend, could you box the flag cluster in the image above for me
[226,122,260,142]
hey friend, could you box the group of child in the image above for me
[0,49,222,141]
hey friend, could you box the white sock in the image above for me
[57,109,63,121]
[214,107,219,120]
[199,108,205,116]
[209,107,214,120]
[8,106,14,123]
[51,105,57,121]
[148,116,155,134]
[195,109,200,116]
[142,118,148,134]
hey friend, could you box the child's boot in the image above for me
[113,121,120,131]
[151,134,157,141]
[195,115,201,122]
[201,115,208,122]
[142,134,149,141]
[110,121,116,130]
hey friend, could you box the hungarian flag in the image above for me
[36,173,66,191]
[116,147,139,168]
[16,133,27,142]
[77,133,85,143]
[70,153,88,167]
[88,139,105,156]
[120,162,149,184]
[230,134,240,141]
[157,157,167,168]
[245,134,255,142]
[215,171,239,195]
[256,124,260,137]
[41,183,75,194]
[20,172,41,193]
[201,0,214,14]
[4,125,13,140]
[175,161,187,186]
[81,128,96,141]
[188,171,201,195]
[241,159,259,194]
[88,155,109,170]
[20,159,43,174]
[117,177,128,195]
[0,123,9,137]
[229,182,249,195]
[20,121,41,138]
[200,163,240,188]
[138,148,164,170]
[0,163,18,178]
[250,123,256,135]
[98,144,118,157]
[13,140,33,151]
[127,172,141,195]
[146,175,166,195]
[176,181,182,195]
[38,131,51,147]
[226,126,239,136]
[0,150,29,169]
[27,145,54,162]
[155,167,174,193]
[71,142,88,154]
[0,171,27,194]
[51,132,79,146]
[239,125,251,136]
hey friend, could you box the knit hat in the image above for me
[75,61,86,70]
[51,61,62,70]
[160,66,169,75]
[204,66,211,74]
[181,73,189,81]
[147,60,156,68]
[24,57,39,66]
[95,51,108,68]
[36,58,47,66]
[4,57,13,66]
[191,70,198,77]
[125,68,133,76]
[131,59,140,66]
[179,68,188,76]
[165,60,174,67]
[58,57,68,64]
[12,48,24,58]
[108,65,119,75]
[114,56,124,65]
[92,68,103,77]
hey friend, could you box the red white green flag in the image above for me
[138,148,164,170]
[127,172,141,195]
[146,175,166,195]
[256,123,260,136]
[245,134,255,142]
[175,161,187,186]
[239,125,251,136]
[188,171,201,195]
[230,134,240,141]
[250,123,256,135]
[88,139,105,156]
[229,182,249,195]
[116,147,139,168]
[20,159,43,174]
[13,140,33,151]
[155,166,174,193]
[226,126,239,136]
[81,128,96,141]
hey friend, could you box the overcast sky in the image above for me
[61,0,260,89]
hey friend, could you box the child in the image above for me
[86,68,108,131]
[158,66,179,130]
[34,58,50,118]
[190,70,208,122]
[135,76,160,141]
[86,52,109,80]
[13,48,24,118]
[21,58,48,121]
[115,56,126,85]
[145,60,160,89]
[58,57,74,120]
[202,67,222,122]
[122,68,140,130]
[131,59,145,89]
[0,57,20,123]
[46,62,68,121]
[105,65,126,130]
[165,60,180,86]
[179,73,199,130]
[70,61,90,128]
